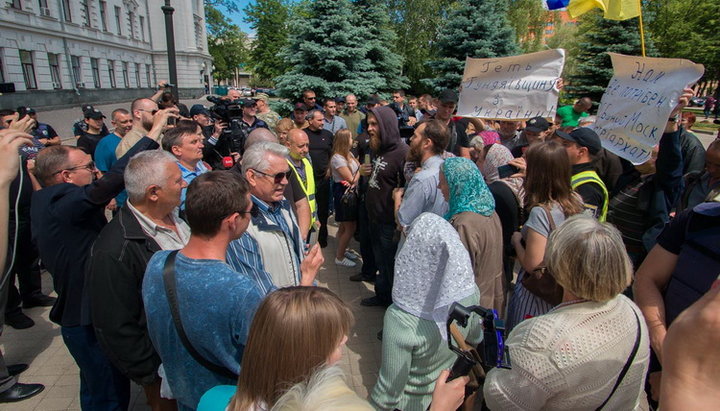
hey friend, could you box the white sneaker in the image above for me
[345,251,359,260]
[335,257,357,267]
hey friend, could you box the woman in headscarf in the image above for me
[439,157,505,316]
[370,213,481,411]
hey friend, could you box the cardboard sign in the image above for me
[593,53,704,164]
[457,49,565,121]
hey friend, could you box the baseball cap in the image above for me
[81,104,94,114]
[365,96,380,106]
[335,96,346,104]
[560,127,602,155]
[254,93,269,102]
[85,108,106,120]
[438,89,459,104]
[524,116,550,133]
[190,104,211,117]
[294,102,308,111]
[240,98,257,107]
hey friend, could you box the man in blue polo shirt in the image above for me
[161,121,209,210]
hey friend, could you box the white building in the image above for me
[0,0,212,109]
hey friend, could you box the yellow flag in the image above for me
[567,0,641,20]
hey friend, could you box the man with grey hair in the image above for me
[87,150,188,409]
[226,141,323,295]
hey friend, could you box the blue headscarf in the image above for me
[442,157,495,219]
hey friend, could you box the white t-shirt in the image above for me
[330,153,359,183]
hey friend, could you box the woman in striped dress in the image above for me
[505,141,584,332]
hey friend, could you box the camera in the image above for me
[206,95,248,157]
[388,102,415,141]
[446,302,510,384]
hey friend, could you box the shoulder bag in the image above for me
[521,205,564,306]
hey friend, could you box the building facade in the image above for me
[0,0,212,109]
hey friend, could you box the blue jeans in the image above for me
[369,221,399,303]
[61,325,130,411]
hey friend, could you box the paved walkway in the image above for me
[0,221,384,410]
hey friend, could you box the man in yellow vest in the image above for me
[553,128,609,221]
[285,128,317,238]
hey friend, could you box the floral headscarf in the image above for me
[481,143,515,183]
[442,157,495,219]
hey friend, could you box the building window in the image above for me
[99,1,108,31]
[20,50,37,90]
[48,53,62,89]
[122,62,129,88]
[139,16,145,41]
[114,6,122,35]
[91,58,101,88]
[38,0,51,17]
[10,0,22,10]
[145,64,151,87]
[80,0,91,27]
[108,60,116,88]
[128,11,135,39]
[71,55,81,87]
[134,63,141,87]
[62,0,72,22]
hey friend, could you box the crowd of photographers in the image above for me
[0,81,719,410]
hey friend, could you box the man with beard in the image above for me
[359,106,408,307]
[116,98,177,158]
[394,120,449,231]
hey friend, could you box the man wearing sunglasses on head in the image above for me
[226,141,324,296]
[29,107,174,410]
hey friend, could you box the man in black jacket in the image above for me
[88,150,188,410]
[31,108,172,410]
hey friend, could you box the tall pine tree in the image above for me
[566,10,657,103]
[274,0,383,99]
[423,0,519,92]
[354,0,409,91]
[244,0,291,86]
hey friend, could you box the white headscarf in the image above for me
[392,213,478,340]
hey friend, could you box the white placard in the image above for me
[593,53,704,164]
[457,49,565,121]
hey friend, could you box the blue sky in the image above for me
[221,0,300,35]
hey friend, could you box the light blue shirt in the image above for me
[178,161,209,210]
[323,115,348,135]
[397,155,448,228]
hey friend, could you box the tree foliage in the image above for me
[354,0,409,91]
[275,0,399,99]
[244,0,291,86]
[206,4,249,82]
[423,0,519,92]
[507,0,554,53]
[565,10,657,104]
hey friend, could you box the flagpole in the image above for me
[637,0,646,57]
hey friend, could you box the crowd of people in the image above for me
[0,80,719,411]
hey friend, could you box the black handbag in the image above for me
[340,168,359,220]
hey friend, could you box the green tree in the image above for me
[507,0,554,53]
[423,0,519,92]
[386,0,452,92]
[354,0,408,91]
[646,0,720,91]
[206,4,249,83]
[566,10,657,104]
[274,0,384,99]
[204,0,240,13]
[244,0,291,86]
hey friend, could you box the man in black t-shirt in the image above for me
[426,89,470,158]
[77,108,109,159]
[304,110,334,247]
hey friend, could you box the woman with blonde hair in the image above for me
[505,140,584,331]
[197,287,469,411]
[275,118,294,145]
[329,128,360,267]
[484,214,650,410]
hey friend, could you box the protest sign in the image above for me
[594,53,704,164]
[457,49,565,121]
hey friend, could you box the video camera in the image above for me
[388,103,415,141]
[206,95,248,156]
[446,302,511,384]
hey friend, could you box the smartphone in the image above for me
[498,164,520,179]
[364,154,371,164]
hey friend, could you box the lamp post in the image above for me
[162,0,179,101]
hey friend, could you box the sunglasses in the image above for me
[52,160,96,175]
[252,168,291,184]
[138,109,159,115]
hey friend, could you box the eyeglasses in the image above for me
[52,161,96,175]
[138,109,159,115]
[252,168,291,184]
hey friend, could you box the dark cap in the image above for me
[365,96,380,106]
[240,98,257,107]
[524,116,550,133]
[294,102,308,111]
[85,108,105,120]
[190,104,211,117]
[81,104,94,114]
[335,96,345,104]
[17,106,35,114]
[438,89,459,104]
[563,127,602,155]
